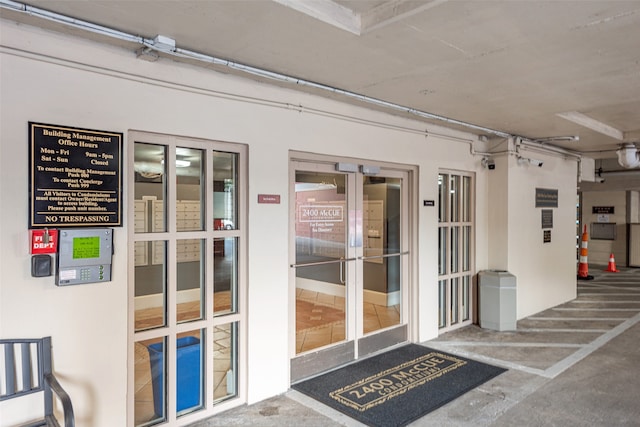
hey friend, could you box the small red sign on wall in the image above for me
[30,229,58,254]
[258,194,281,204]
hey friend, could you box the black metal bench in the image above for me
[1,337,74,427]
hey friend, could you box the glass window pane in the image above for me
[462,226,471,272]
[450,277,459,325]
[363,176,401,255]
[134,143,166,232]
[438,227,448,275]
[362,175,401,335]
[294,171,347,353]
[449,175,460,222]
[214,322,238,402]
[462,176,471,222]
[135,240,167,331]
[213,152,238,231]
[363,256,401,335]
[214,237,238,315]
[135,337,166,426]
[462,275,470,322]
[176,147,204,232]
[364,196,384,262]
[451,226,459,274]
[295,263,346,353]
[438,280,447,328]
[176,330,203,417]
[177,239,204,323]
[438,174,447,222]
[295,172,346,261]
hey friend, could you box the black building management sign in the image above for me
[541,209,553,229]
[535,188,558,208]
[592,206,614,214]
[29,122,123,228]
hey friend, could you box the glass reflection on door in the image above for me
[362,176,402,334]
[213,151,238,316]
[294,172,347,354]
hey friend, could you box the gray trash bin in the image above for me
[479,270,517,331]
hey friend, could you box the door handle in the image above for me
[290,257,357,268]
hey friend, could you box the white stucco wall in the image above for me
[1,20,577,426]
[482,146,577,319]
[506,150,578,318]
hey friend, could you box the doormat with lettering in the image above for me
[292,344,506,427]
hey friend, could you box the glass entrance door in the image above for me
[294,168,351,357]
[290,159,410,382]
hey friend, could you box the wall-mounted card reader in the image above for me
[57,228,113,286]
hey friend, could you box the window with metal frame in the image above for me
[438,172,474,332]
[128,132,246,426]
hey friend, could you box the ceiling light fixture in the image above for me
[616,144,640,169]
[161,159,191,168]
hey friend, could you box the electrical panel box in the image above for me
[591,222,616,240]
[57,228,113,286]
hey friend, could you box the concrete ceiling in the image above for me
[2,0,640,160]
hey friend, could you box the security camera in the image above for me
[529,159,543,167]
[481,157,496,170]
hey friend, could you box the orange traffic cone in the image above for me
[577,225,594,280]
[605,253,619,272]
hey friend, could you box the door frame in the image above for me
[288,151,418,383]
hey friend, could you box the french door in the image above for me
[128,131,246,426]
[290,156,413,382]
[438,171,475,332]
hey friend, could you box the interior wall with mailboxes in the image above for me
[1,19,582,427]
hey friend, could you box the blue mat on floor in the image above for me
[293,344,506,427]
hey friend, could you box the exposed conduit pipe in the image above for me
[166,45,516,139]
[517,137,582,160]
[2,0,582,162]
[0,0,149,44]
[600,169,640,177]
[515,138,584,182]
[1,0,513,139]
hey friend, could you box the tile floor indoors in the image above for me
[296,288,400,353]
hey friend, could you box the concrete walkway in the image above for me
[191,266,640,426]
